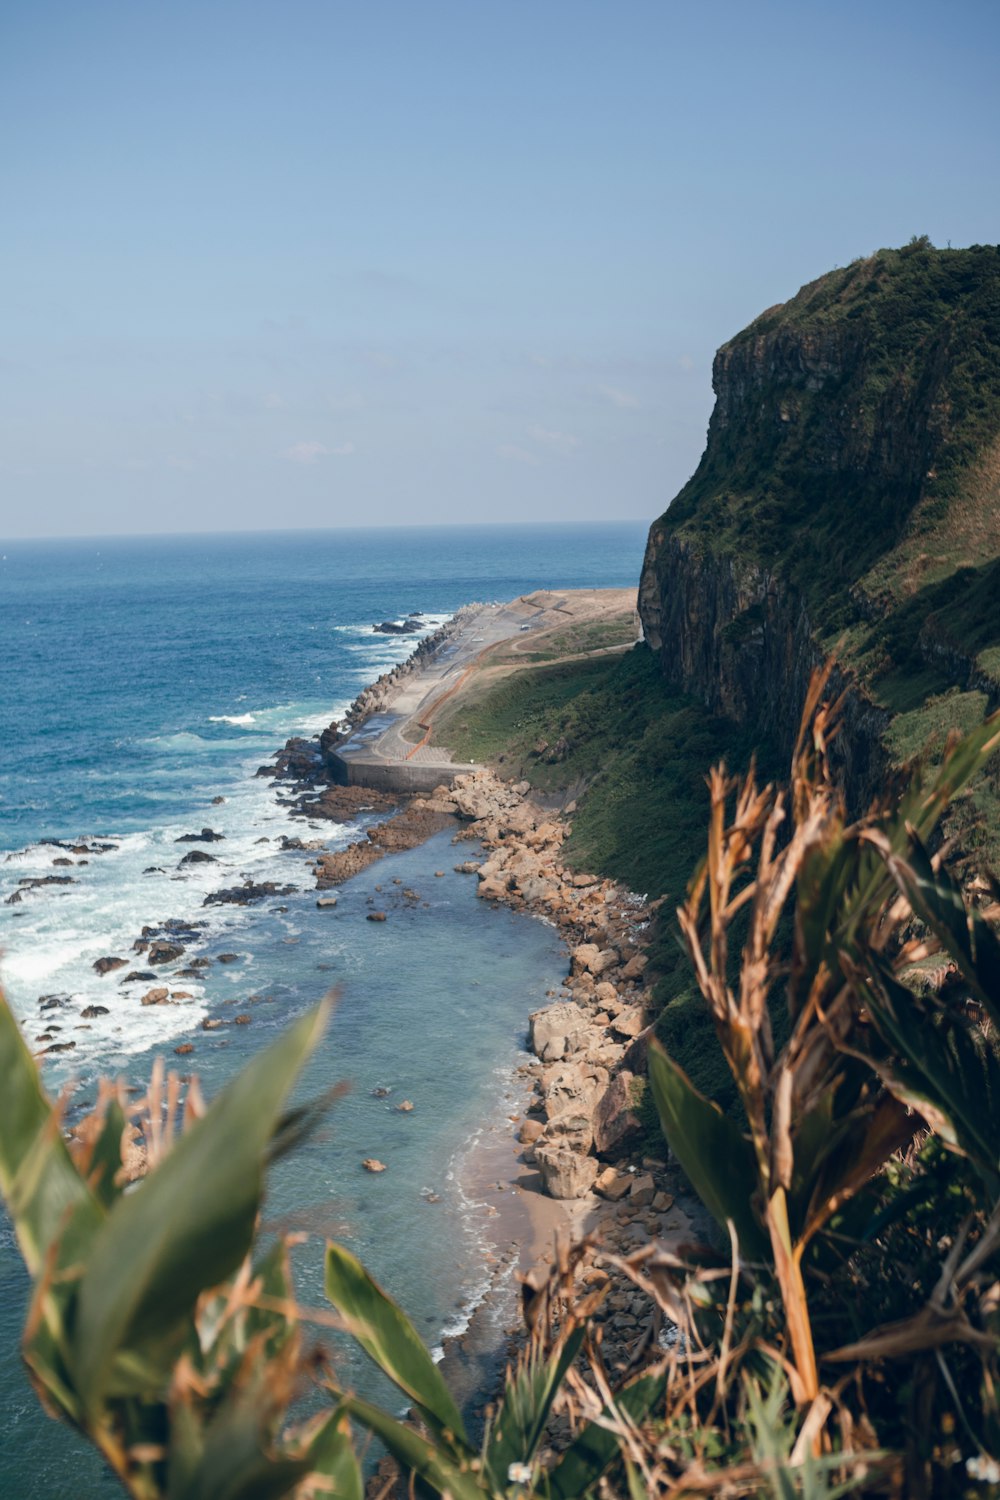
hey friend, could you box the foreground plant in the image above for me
[0,993,361,1500]
[647,672,1000,1492]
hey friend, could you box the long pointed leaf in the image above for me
[542,1369,665,1500]
[484,1327,584,1488]
[325,1242,469,1449]
[648,1041,769,1259]
[339,1394,487,1500]
[304,1408,362,1500]
[0,991,104,1275]
[73,1000,330,1414]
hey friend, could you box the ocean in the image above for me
[0,521,648,1495]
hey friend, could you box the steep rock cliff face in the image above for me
[639,242,1000,809]
[638,531,892,810]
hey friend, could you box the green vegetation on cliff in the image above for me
[665,239,1000,634]
[643,239,1000,861]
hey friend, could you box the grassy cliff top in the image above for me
[659,238,1000,716]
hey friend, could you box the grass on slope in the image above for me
[434,644,780,1114]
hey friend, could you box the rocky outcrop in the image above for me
[638,244,1000,813]
[638,529,892,811]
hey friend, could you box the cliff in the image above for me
[640,240,1000,813]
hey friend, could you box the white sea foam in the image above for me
[208,713,257,726]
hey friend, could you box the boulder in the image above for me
[93,956,127,976]
[540,1060,609,1121]
[570,943,600,975]
[611,1006,646,1039]
[594,1166,633,1202]
[362,1158,387,1172]
[179,849,217,866]
[148,941,185,965]
[140,987,170,1006]
[367,911,387,922]
[593,1072,643,1157]
[81,1004,110,1019]
[629,1173,656,1207]
[518,1118,545,1146]
[500,804,537,836]
[621,1023,656,1075]
[316,896,338,908]
[528,1000,587,1059]
[594,980,619,1009]
[535,1145,598,1200]
[540,1111,594,1156]
[620,953,649,981]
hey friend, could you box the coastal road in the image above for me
[331,590,637,791]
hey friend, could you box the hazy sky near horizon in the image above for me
[2,0,997,540]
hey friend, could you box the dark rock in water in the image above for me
[234,1013,252,1025]
[81,1004,110,1019]
[367,911,387,922]
[188,956,211,969]
[175,1042,195,1054]
[260,737,324,783]
[143,866,166,874]
[141,987,171,1006]
[52,857,74,867]
[121,970,157,984]
[175,827,225,843]
[93,956,127,976]
[6,874,76,904]
[216,952,240,963]
[38,994,71,1011]
[148,940,185,964]
[211,796,225,805]
[42,1040,77,1054]
[203,882,296,907]
[372,619,422,635]
[179,849,218,866]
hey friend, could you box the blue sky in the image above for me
[1,0,997,537]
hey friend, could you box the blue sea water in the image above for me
[0,521,648,1495]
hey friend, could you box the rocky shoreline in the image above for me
[272,746,695,1390]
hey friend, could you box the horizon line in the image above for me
[0,516,653,547]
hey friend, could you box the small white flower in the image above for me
[967,1454,1000,1483]
[507,1461,533,1485]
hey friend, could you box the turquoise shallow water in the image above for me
[0,521,647,1496]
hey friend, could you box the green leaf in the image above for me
[304,1409,362,1500]
[542,1369,665,1500]
[167,1367,310,1500]
[0,991,104,1276]
[483,1327,584,1488]
[72,1000,330,1414]
[862,966,1000,1191]
[324,1242,469,1449]
[647,1041,769,1259]
[339,1394,487,1500]
[889,830,1000,1031]
[86,1098,129,1210]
